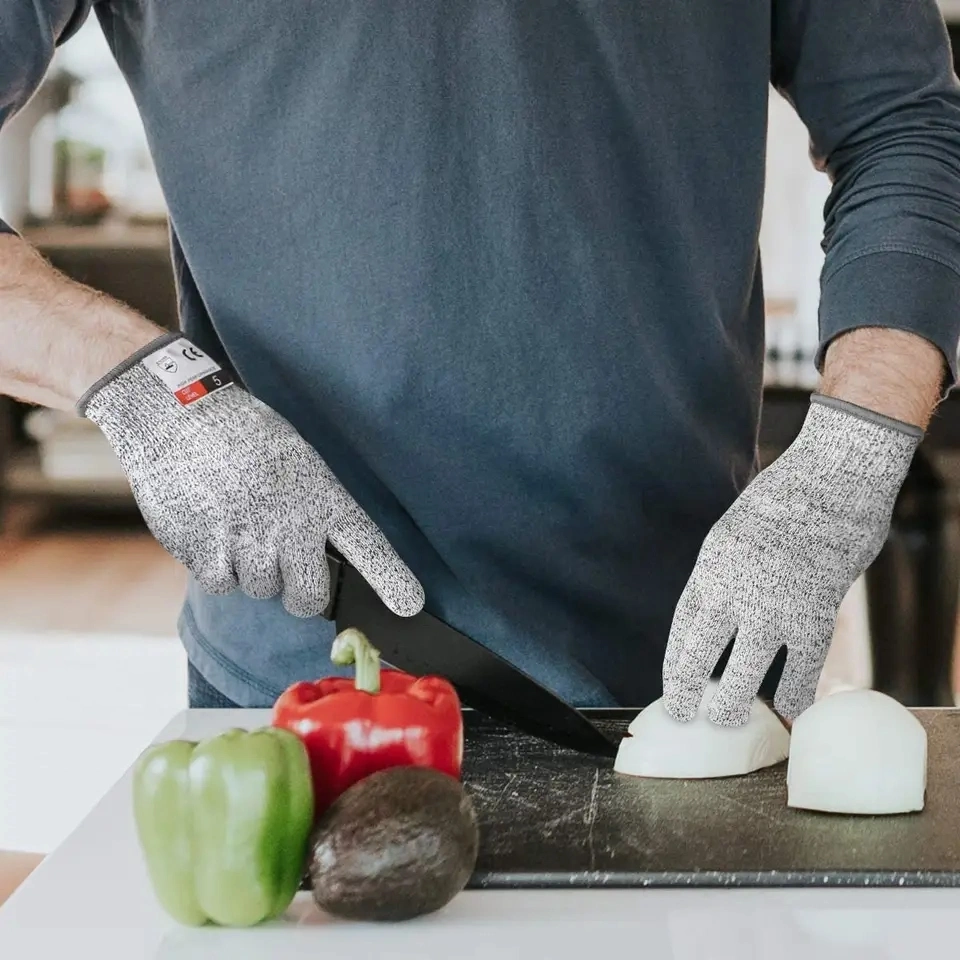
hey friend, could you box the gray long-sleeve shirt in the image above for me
[3,1,960,707]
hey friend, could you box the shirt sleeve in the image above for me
[772,0,960,385]
[0,0,94,234]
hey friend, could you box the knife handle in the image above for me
[321,545,346,621]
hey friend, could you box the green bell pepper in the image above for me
[132,726,314,927]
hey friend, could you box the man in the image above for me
[1,1,958,726]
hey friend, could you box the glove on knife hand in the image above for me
[79,333,424,619]
[662,393,922,726]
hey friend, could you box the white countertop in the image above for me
[1,708,958,959]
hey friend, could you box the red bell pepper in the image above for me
[272,628,463,814]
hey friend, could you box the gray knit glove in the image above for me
[78,333,424,619]
[662,394,922,726]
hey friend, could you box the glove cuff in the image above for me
[810,393,924,441]
[795,392,921,498]
[76,331,181,416]
[80,334,241,464]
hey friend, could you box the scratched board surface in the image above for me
[461,708,960,888]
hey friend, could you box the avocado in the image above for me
[308,766,479,922]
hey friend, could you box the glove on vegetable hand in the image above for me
[662,394,922,726]
[79,333,424,618]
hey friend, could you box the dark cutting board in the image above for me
[462,707,960,889]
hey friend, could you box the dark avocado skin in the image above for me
[308,766,479,922]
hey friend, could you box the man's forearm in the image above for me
[819,327,946,430]
[0,234,164,410]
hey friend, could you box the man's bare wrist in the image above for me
[0,234,167,410]
[819,327,945,430]
[67,288,166,402]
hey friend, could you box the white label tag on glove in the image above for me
[141,338,234,405]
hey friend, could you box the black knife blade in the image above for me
[321,548,619,758]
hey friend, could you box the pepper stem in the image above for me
[331,628,382,694]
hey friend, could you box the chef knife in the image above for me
[320,547,619,758]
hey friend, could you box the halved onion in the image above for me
[614,681,790,779]
[787,689,926,815]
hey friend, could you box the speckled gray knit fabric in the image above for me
[81,346,425,619]
[662,395,922,726]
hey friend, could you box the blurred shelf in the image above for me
[21,222,168,252]
[16,222,179,331]
[941,0,960,21]
[6,449,132,500]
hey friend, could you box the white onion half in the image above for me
[787,689,927,815]
[614,681,790,779]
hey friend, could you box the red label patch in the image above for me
[174,382,209,405]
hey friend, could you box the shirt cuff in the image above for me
[814,249,960,391]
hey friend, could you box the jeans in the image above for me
[188,661,242,708]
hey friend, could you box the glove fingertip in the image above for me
[662,687,700,724]
[385,578,426,618]
[195,571,239,597]
[281,587,330,619]
[774,688,814,723]
[707,698,751,727]
[283,599,327,619]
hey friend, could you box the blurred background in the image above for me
[2,10,960,863]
